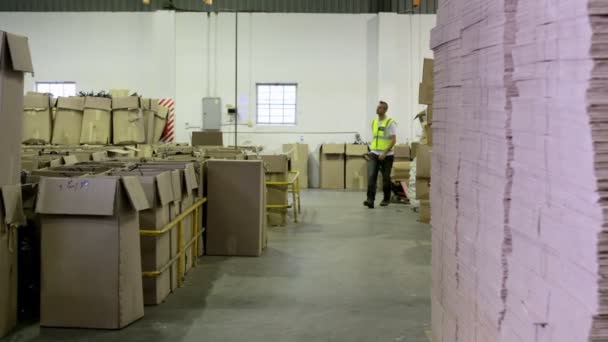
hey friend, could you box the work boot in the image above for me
[380,200,390,207]
[363,200,374,209]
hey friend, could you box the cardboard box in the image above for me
[419,199,430,223]
[206,160,264,256]
[0,185,26,337]
[392,161,411,180]
[320,144,345,189]
[36,176,149,329]
[192,131,223,147]
[0,31,33,338]
[112,170,174,305]
[345,144,369,190]
[416,179,430,200]
[282,143,308,189]
[23,92,52,145]
[261,155,289,227]
[416,144,431,179]
[422,58,434,86]
[153,105,169,144]
[394,144,411,161]
[113,96,145,145]
[52,97,85,145]
[419,82,434,105]
[80,96,112,145]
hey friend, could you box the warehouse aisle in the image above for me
[9,190,431,342]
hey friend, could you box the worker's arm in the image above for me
[380,135,397,160]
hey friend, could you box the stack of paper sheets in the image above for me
[430,0,608,340]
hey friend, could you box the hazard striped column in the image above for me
[159,98,175,143]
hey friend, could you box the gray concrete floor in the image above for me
[6,190,431,342]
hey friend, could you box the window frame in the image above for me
[255,83,298,126]
[35,81,77,98]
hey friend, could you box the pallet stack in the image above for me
[431,0,608,341]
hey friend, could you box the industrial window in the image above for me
[35,81,76,98]
[256,83,297,125]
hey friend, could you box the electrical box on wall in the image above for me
[202,97,222,130]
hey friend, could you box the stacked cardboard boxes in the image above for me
[0,30,32,338]
[52,97,85,145]
[22,92,52,145]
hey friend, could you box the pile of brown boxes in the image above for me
[391,144,411,182]
[22,94,168,146]
[261,154,290,227]
[319,143,372,190]
[0,30,33,338]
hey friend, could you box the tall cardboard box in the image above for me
[52,96,85,145]
[320,144,345,189]
[113,96,145,145]
[112,170,174,305]
[345,144,369,190]
[261,155,289,227]
[416,178,430,200]
[282,143,308,188]
[22,92,52,145]
[0,31,33,338]
[416,144,431,179]
[80,96,112,145]
[207,160,264,256]
[36,176,150,329]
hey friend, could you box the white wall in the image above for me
[0,11,435,186]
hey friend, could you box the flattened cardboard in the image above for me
[22,93,52,145]
[52,97,85,145]
[37,176,146,329]
[320,144,345,189]
[207,160,264,256]
[80,96,112,145]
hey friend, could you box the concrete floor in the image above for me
[6,190,431,342]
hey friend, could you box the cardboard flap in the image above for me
[171,170,182,201]
[112,96,140,110]
[108,149,129,155]
[345,144,369,156]
[35,177,117,216]
[1,185,26,226]
[121,176,150,211]
[5,32,34,72]
[23,93,51,109]
[57,96,85,111]
[322,144,345,155]
[155,105,169,119]
[84,96,112,111]
[155,172,174,206]
[63,155,79,165]
[184,164,198,191]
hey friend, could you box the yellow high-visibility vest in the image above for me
[371,117,395,152]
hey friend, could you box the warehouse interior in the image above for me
[0,0,600,341]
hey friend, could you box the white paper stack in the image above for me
[432,0,608,341]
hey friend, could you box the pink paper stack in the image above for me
[430,0,608,341]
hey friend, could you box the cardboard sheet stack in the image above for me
[431,0,608,341]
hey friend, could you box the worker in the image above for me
[364,101,397,209]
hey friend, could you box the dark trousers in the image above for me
[367,153,394,202]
